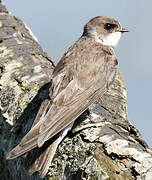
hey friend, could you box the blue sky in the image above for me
[3,0,152,147]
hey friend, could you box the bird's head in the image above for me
[83,16,128,48]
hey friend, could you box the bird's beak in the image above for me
[120,28,129,33]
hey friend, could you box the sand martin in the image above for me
[6,16,128,177]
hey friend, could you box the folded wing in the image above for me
[6,44,117,160]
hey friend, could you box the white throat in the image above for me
[91,31,122,48]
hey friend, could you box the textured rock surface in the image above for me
[0,1,152,180]
[0,2,54,180]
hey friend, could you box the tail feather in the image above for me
[29,122,73,177]
[29,135,61,178]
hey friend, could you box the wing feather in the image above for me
[38,87,105,146]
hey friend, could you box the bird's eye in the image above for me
[104,23,116,31]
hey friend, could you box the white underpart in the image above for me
[58,122,74,142]
[101,32,121,47]
[91,30,122,48]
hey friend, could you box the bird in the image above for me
[6,16,128,178]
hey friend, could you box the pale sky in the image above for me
[3,0,152,147]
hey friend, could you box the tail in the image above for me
[29,122,73,177]
[29,136,61,178]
